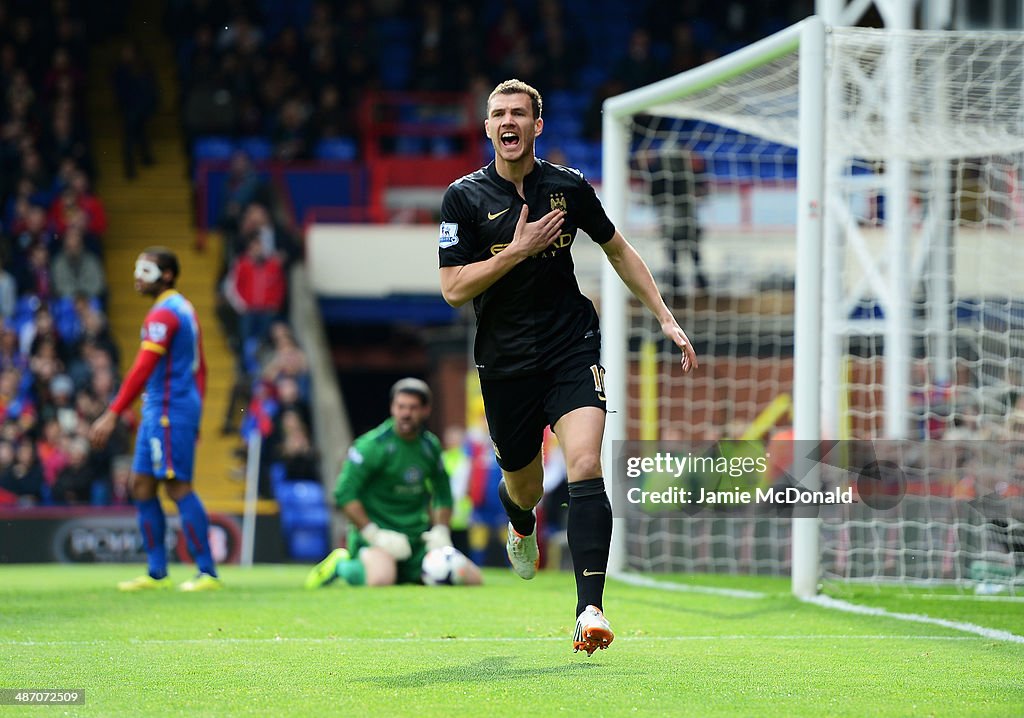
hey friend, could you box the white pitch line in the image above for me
[612,572,766,599]
[913,594,1024,604]
[0,634,990,648]
[806,594,1024,644]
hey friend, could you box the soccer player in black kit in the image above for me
[439,79,697,655]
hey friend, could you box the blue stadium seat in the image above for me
[275,478,330,560]
[15,294,40,318]
[541,114,584,141]
[377,45,414,90]
[394,136,426,155]
[275,479,326,507]
[193,136,236,161]
[560,138,600,165]
[429,137,456,156]
[280,503,330,532]
[545,90,588,116]
[315,137,359,161]
[50,297,83,342]
[287,525,330,560]
[237,137,273,161]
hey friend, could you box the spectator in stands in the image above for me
[16,243,53,302]
[305,0,341,50]
[218,11,264,56]
[310,84,353,141]
[260,323,309,396]
[640,148,709,294]
[24,305,68,363]
[537,23,584,92]
[444,4,484,89]
[109,454,132,505]
[227,232,286,363]
[338,47,376,110]
[613,28,663,89]
[0,367,24,419]
[45,107,93,177]
[0,258,15,319]
[0,437,44,504]
[49,170,107,235]
[43,46,85,107]
[112,41,158,178]
[582,79,626,142]
[52,434,93,504]
[236,201,297,266]
[36,416,69,488]
[3,179,44,246]
[72,296,117,358]
[218,151,271,237]
[273,375,311,433]
[0,326,24,372]
[270,408,320,484]
[272,97,312,162]
[486,7,525,70]
[666,22,702,76]
[47,373,78,435]
[11,204,56,257]
[0,440,16,502]
[51,227,106,301]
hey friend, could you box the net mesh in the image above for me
[616,25,1024,590]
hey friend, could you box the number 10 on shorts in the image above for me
[590,365,606,401]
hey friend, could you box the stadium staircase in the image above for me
[88,2,274,514]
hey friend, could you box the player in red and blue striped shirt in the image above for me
[90,247,220,592]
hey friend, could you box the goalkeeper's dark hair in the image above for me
[142,246,180,286]
[390,377,432,406]
[488,79,542,119]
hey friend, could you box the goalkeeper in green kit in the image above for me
[305,378,482,587]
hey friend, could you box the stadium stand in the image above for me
[0,0,808,563]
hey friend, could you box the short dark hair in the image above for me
[488,79,543,119]
[142,246,180,283]
[390,377,431,406]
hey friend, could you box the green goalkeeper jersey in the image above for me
[333,418,452,539]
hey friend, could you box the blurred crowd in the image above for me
[0,1,125,506]
[210,157,318,498]
[167,0,807,157]
[0,0,814,508]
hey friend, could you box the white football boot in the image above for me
[505,522,539,579]
[573,605,614,656]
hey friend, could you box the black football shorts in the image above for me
[480,355,607,472]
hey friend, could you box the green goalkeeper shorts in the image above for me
[348,530,428,585]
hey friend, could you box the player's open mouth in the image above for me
[500,132,519,148]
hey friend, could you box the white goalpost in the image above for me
[601,16,1024,596]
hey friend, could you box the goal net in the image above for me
[601,18,1024,593]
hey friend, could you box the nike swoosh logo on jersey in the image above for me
[487,208,511,220]
[582,569,605,577]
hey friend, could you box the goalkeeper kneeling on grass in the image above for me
[305,378,482,588]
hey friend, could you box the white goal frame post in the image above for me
[600,8,1024,597]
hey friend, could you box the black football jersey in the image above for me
[439,159,616,378]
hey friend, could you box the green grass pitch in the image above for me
[1,565,1023,717]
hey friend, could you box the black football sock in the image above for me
[498,479,537,536]
[567,477,612,618]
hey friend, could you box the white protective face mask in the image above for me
[134,259,162,283]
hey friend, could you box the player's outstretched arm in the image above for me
[439,206,565,307]
[600,231,698,374]
[89,348,162,448]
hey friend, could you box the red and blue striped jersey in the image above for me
[138,290,206,425]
